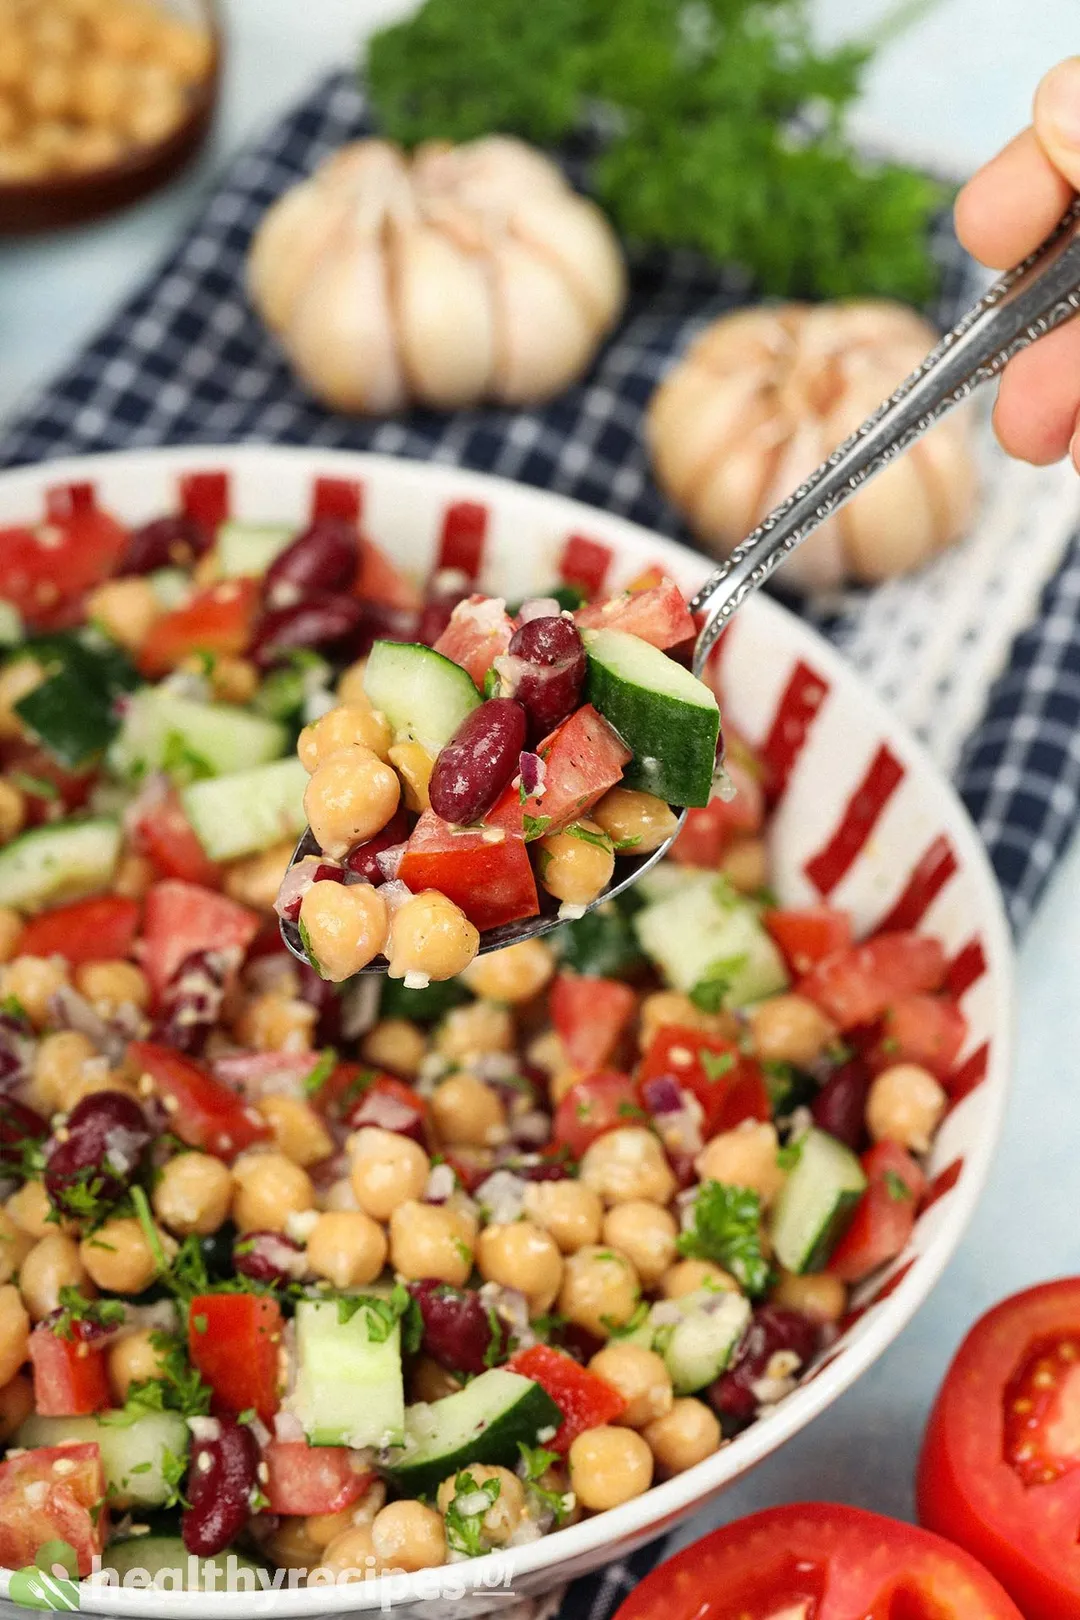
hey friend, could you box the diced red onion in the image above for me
[641,1076,685,1115]
[424,1162,458,1205]
[374,844,406,882]
[274,855,343,923]
[518,597,563,623]
[212,1051,319,1100]
[474,1170,528,1226]
[351,1090,421,1136]
[518,750,546,799]
[377,879,413,913]
[273,1411,306,1444]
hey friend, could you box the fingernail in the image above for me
[1038,58,1080,147]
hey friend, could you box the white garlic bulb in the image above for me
[647,301,979,592]
[247,136,627,415]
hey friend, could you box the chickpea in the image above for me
[298,882,390,984]
[589,1342,674,1429]
[389,1201,473,1286]
[85,578,159,653]
[866,1063,946,1153]
[601,1201,677,1286]
[224,842,294,912]
[410,1356,463,1404]
[306,1211,387,1290]
[65,126,124,173]
[461,938,554,1004]
[304,746,400,860]
[435,1002,514,1063]
[661,1258,739,1299]
[773,1268,847,1324]
[523,1179,603,1254]
[126,83,188,146]
[431,1072,507,1148]
[721,835,768,895]
[152,1151,233,1237]
[371,1500,447,1572]
[0,1286,30,1386]
[113,852,153,901]
[0,1372,33,1443]
[235,989,317,1052]
[387,890,479,983]
[0,657,44,740]
[157,17,214,81]
[437,1465,523,1546]
[232,1152,314,1234]
[568,1425,653,1511]
[0,907,24,964]
[0,1210,34,1286]
[19,1233,92,1321]
[361,1019,426,1079]
[315,1523,383,1581]
[642,1398,721,1477]
[592,788,678,855]
[31,1030,97,1115]
[306,1481,386,1548]
[579,1127,677,1207]
[107,1328,168,1404]
[558,1245,640,1338]
[255,1095,333,1168]
[349,1127,429,1222]
[61,1059,135,1111]
[5,1181,57,1242]
[526,1029,566,1078]
[24,57,73,119]
[748,994,836,1070]
[262,1518,324,1572]
[387,741,434,813]
[75,960,150,1017]
[81,1217,172,1295]
[299,705,392,771]
[0,780,25,845]
[208,656,259,705]
[476,1221,563,1315]
[1,955,69,1028]
[335,659,369,707]
[537,820,614,907]
[696,1122,786,1210]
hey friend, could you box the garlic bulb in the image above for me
[647,301,978,592]
[247,136,627,415]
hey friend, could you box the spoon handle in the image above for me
[690,197,1080,670]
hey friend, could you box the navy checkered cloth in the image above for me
[1,74,1079,1607]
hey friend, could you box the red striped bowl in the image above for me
[0,446,1013,1618]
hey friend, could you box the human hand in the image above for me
[956,58,1080,471]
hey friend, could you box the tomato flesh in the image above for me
[129,1041,270,1160]
[18,896,139,966]
[827,1141,926,1284]
[262,1441,373,1515]
[507,1344,625,1453]
[187,1292,282,1424]
[434,594,515,685]
[638,1026,769,1138]
[0,1442,108,1577]
[138,578,260,677]
[552,1071,642,1158]
[131,785,221,887]
[398,812,539,932]
[799,932,946,1029]
[0,490,127,625]
[867,995,968,1082]
[29,1325,110,1417]
[551,973,637,1073]
[575,578,695,650]
[764,906,854,976]
[140,880,260,1000]
[487,704,632,838]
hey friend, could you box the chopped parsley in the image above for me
[603,1300,649,1339]
[302,1048,337,1098]
[336,1281,423,1351]
[776,1138,805,1173]
[105,1332,213,1423]
[676,1179,771,1297]
[443,1470,500,1557]
[518,1442,571,1523]
[885,1170,914,1202]
[8,772,59,801]
[698,1048,735,1083]
[564,823,614,852]
[522,813,551,842]
[0,994,29,1024]
[160,1446,191,1510]
[160,730,214,785]
[130,1185,169,1277]
[689,953,748,1014]
[50,1287,125,1340]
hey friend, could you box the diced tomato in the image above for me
[487,705,632,838]
[138,578,260,678]
[179,470,229,530]
[552,1070,643,1158]
[140,880,259,1000]
[129,1041,271,1159]
[130,785,221,888]
[551,973,637,1073]
[343,1073,428,1142]
[262,1441,373,1516]
[764,905,854,976]
[29,1324,110,1417]
[507,1344,625,1453]
[398,812,539,931]
[0,1442,108,1577]
[19,896,139,966]
[0,491,127,626]
[575,579,695,651]
[799,931,947,1029]
[638,1026,769,1138]
[670,756,764,867]
[312,476,362,524]
[436,500,487,581]
[827,1141,926,1283]
[188,1293,282,1424]
[212,1050,327,1097]
[434,595,515,685]
[356,536,423,612]
[867,994,968,1081]
[559,534,612,598]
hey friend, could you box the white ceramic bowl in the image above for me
[0,446,1013,1620]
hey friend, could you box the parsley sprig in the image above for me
[677,1178,771,1296]
[443,1470,501,1557]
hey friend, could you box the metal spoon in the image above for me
[282,198,1080,972]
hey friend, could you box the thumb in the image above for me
[1034,57,1080,192]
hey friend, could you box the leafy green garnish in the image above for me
[776,1138,804,1172]
[522,814,552,842]
[676,1179,770,1296]
[50,1288,125,1340]
[130,1185,169,1277]
[297,917,323,977]
[698,1047,735,1083]
[443,1470,500,1557]
[885,1169,913,1202]
[160,1446,191,1510]
[302,1048,337,1098]
[160,729,215,785]
[105,1332,213,1423]
[564,823,614,852]
[0,995,28,1024]
[336,1281,422,1350]
[8,771,59,801]
[555,902,644,979]
[518,1443,571,1523]
[689,953,748,1013]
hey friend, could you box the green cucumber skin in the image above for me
[769,1128,868,1274]
[799,1187,864,1273]
[382,1372,562,1498]
[101,1537,266,1586]
[181,757,307,862]
[583,651,719,808]
[0,818,121,913]
[17,1410,189,1509]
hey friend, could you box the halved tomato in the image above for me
[140,880,259,1000]
[614,1502,1022,1620]
[138,578,260,677]
[918,1279,1080,1620]
[0,1442,108,1577]
[827,1140,926,1284]
[550,973,637,1073]
[575,578,695,650]
[18,896,140,966]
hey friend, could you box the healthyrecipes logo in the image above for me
[9,1542,80,1612]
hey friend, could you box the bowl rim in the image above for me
[0,445,1015,1616]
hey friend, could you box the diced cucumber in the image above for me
[101,1537,266,1587]
[634,876,789,1006]
[635,863,711,904]
[216,521,295,578]
[382,1368,562,1498]
[364,641,481,757]
[769,1128,868,1274]
[148,569,193,611]
[0,818,121,914]
[181,757,307,863]
[649,1287,751,1395]
[285,1298,405,1450]
[17,1410,189,1509]
[582,627,720,807]
[0,601,22,645]
[109,688,287,781]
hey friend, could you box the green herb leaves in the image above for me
[443,1470,501,1557]
[677,1178,770,1296]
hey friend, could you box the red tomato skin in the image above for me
[355,537,423,611]
[188,1293,282,1424]
[559,535,612,598]
[867,994,968,1081]
[0,1443,108,1576]
[575,579,695,650]
[670,758,764,867]
[918,1279,1080,1620]
[764,906,854,976]
[799,931,947,1028]
[398,812,539,931]
[18,897,140,966]
[434,595,515,685]
[551,974,637,1073]
[552,1071,643,1159]
[486,704,632,838]
[140,880,259,1000]
[638,1026,768,1138]
[138,579,260,677]
[131,787,221,888]
[507,1344,625,1453]
[613,1502,1023,1620]
[827,1141,926,1283]
[129,1041,270,1160]
[29,1328,111,1417]
[262,1442,373,1515]
[0,493,127,625]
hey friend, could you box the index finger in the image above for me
[954,127,1073,270]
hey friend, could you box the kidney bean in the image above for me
[352,600,421,658]
[118,514,210,575]
[265,518,359,604]
[811,1060,872,1151]
[153,949,233,1056]
[429,698,527,824]
[250,594,369,669]
[44,1091,152,1214]
[408,1280,507,1375]
[417,573,470,648]
[233,1229,307,1285]
[182,1418,260,1557]
[708,1306,820,1425]
[503,616,587,741]
[344,807,411,886]
[0,1098,47,1169]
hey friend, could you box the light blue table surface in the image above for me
[1,0,1078,1566]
